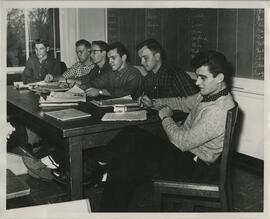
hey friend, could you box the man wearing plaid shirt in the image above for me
[137,39,198,98]
[56,39,95,85]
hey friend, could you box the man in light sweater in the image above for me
[71,50,235,211]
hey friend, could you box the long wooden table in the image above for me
[8,86,180,200]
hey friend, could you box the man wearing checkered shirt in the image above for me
[56,39,94,85]
[137,39,198,98]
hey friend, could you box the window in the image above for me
[6,8,60,72]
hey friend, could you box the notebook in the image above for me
[7,169,30,199]
[44,108,91,122]
[101,110,147,121]
[90,95,139,108]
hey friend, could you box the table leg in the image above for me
[65,136,83,200]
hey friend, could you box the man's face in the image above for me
[76,45,90,63]
[90,44,106,65]
[35,43,49,61]
[138,46,159,72]
[107,48,125,71]
[195,65,221,96]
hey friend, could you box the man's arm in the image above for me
[153,93,199,112]
[22,58,35,84]
[84,72,108,90]
[52,61,62,77]
[109,73,142,98]
[161,106,227,151]
[62,62,80,79]
[62,62,95,79]
[44,60,62,82]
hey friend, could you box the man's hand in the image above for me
[85,88,100,97]
[139,95,153,108]
[44,74,54,83]
[158,105,173,120]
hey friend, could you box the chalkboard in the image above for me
[253,9,264,79]
[107,8,264,80]
[145,9,162,43]
[107,9,120,43]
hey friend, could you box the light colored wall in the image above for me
[78,8,106,42]
[60,8,106,67]
[60,8,79,68]
[232,90,264,160]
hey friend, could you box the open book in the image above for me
[101,110,147,121]
[39,85,86,107]
[91,95,139,108]
[28,81,70,92]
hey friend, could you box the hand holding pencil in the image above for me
[138,92,154,108]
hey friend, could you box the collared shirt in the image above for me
[87,64,142,98]
[80,61,112,89]
[141,64,198,99]
[62,61,95,79]
[22,55,62,84]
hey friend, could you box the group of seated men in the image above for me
[22,38,198,99]
[20,38,235,212]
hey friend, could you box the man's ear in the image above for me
[46,47,50,52]
[154,52,161,60]
[122,54,127,62]
[216,73,224,83]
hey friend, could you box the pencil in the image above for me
[140,91,145,107]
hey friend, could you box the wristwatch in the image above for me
[99,89,103,95]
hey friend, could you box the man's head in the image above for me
[90,41,108,67]
[136,39,165,73]
[34,39,50,61]
[107,42,129,71]
[191,50,231,96]
[75,39,91,64]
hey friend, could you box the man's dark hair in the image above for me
[136,39,166,61]
[92,40,109,51]
[107,41,129,61]
[191,50,232,86]
[75,39,91,48]
[35,39,50,48]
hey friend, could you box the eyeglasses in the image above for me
[90,50,104,54]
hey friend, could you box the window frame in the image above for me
[6,8,60,74]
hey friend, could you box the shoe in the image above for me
[22,155,54,182]
[51,160,106,186]
[51,167,68,184]
[83,159,106,186]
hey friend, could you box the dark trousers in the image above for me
[95,126,219,212]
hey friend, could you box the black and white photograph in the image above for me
[1,0,269,218]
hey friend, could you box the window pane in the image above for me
[7,9,26,67]
[27,8,56,57]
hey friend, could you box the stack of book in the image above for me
[39,85,86,109]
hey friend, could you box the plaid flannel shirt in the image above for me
[62,61,95,79]
[141,64,199,99]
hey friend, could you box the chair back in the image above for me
[219,102,238,186]
[60,61,67,74]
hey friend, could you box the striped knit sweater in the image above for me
[154,92,235,163]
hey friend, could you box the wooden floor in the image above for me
[6,147,263,212]
[7,163,263,212]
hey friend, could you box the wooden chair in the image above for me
[153,103,239,212]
